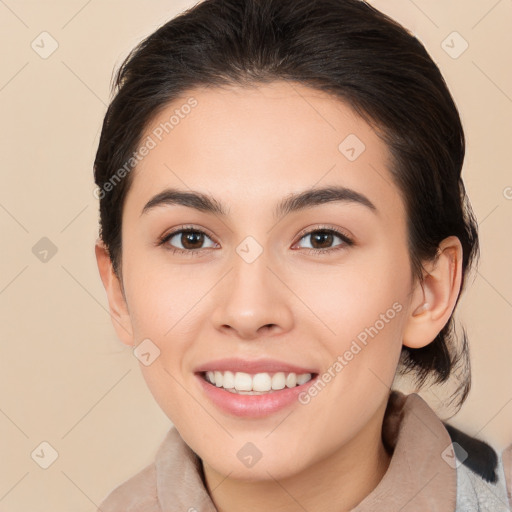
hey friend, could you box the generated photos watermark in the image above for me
[93,97,198,200]
[298,301,403,405]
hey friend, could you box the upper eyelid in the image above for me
[163,225,217,241]
[295,224,351,240]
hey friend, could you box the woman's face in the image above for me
[116,81,417,479]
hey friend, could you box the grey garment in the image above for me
[97,391,511,512]
[455,452,511,512]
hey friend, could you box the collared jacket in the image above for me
[98,391,512,511]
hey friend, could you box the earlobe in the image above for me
[403,236,463,349]
[94,239,134,346]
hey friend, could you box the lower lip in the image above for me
[195,373,319,418]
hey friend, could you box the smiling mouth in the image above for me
[198,370,318,395]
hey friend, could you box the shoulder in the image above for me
[443,422,512,511]
[96,462,161,512]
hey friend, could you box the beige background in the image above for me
[0,0,511,510]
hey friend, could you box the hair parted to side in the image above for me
[94,0,479,412]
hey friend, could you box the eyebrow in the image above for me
[140,186,378,219]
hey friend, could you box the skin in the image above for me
[96,81,463,512]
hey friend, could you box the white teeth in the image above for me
[253,372,272,392]
[234,372,253,391]
[204,370,313,393]
[285,373,297,388]
[222,370,235,389]
[297,373,311,385]
[271,372,286,390]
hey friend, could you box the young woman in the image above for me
[93,0,511,510]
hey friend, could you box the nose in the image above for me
[210,251,294,340]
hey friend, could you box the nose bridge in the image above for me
[210,245,294,338]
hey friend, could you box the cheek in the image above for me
[123,262,212,385]
[122,250,192,337]
[137,361,197,431]
[301,254,409,336]
[297,250,411,385]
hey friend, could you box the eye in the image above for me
[158,226,218,254]
[157,225,353,256]
[293,227,354,254]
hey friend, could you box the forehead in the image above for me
[124,81,405,224]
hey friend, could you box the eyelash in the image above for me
[157,224,354,256]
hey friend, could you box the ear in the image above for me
[95,239,134,346]
[402,236,463,349]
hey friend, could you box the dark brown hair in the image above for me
[94,0,479,411]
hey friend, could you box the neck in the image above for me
[202,398,392,512]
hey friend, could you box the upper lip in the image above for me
[194,357,319,375]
